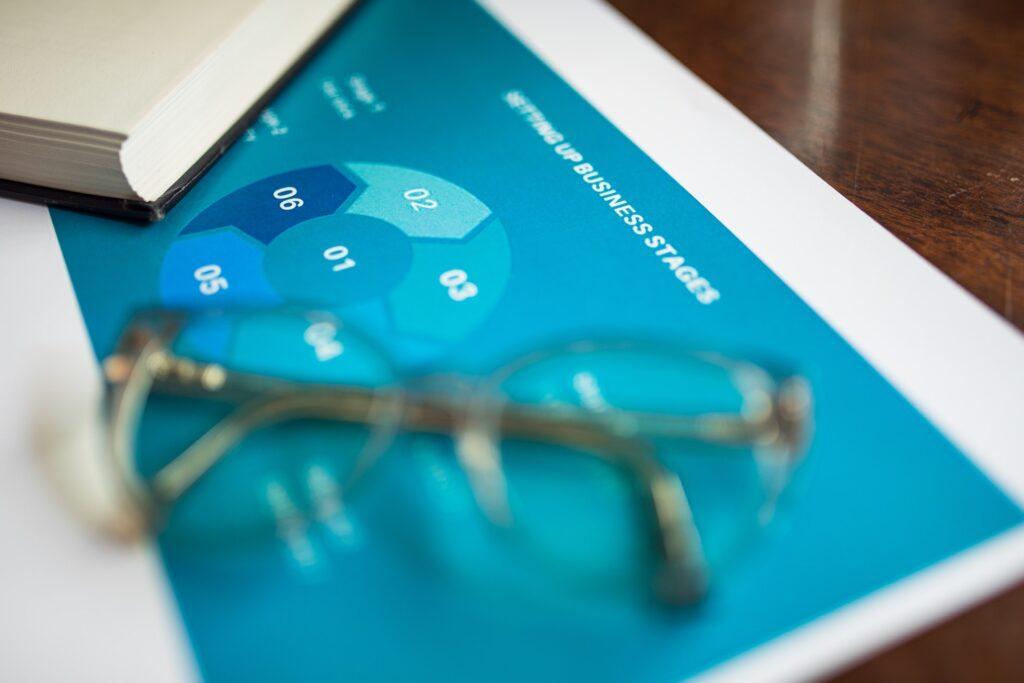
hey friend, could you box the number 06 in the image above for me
[273,186,304,211]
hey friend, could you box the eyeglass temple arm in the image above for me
[153,359,744,603]
[150,353,788,444]
[144,355,787,496]
[147,377,711,605]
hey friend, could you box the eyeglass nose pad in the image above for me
[454,422,513,529]
[648,470,710,605]
[411,374,513,528]
[754,375,814,525]
[655,555,710,606]
[32,376,148,542]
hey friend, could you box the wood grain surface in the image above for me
[605,0,1024,680]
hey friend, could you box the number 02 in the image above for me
[404,188,438,212]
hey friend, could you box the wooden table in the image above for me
[607,0,1024,680]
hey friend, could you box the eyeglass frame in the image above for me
[94,308,813,606]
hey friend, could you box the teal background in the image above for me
[50,0,1022,680]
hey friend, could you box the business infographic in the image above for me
[50,0,1022,681]
[159,162,509,363]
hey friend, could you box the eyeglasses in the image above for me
[55,308,812,607]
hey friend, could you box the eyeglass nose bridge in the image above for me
[402,374,515,529]
[398,373,712,604]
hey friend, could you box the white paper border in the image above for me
[0,200,195,683]
[479,0,1024,680]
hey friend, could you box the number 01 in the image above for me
[324,245,356,272]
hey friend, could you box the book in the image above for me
[0,0,357,220]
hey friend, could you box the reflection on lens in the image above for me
[499,438,650,589]
[487,342,796,596]
[154,418,372,551]
[129,310,400,555]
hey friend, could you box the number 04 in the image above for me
[440,269,477,301]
